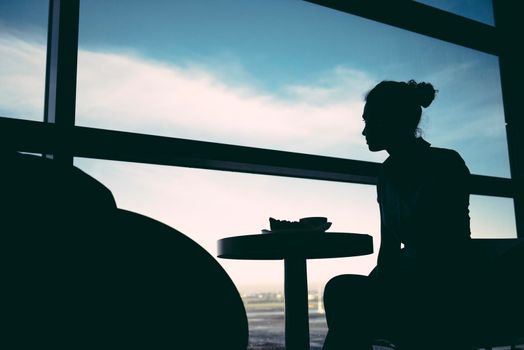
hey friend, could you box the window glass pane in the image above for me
[0,0,48,121]
[76,0,509,178]
[470,195,517,239]
[74,157,380,350]
[416,0,494,25]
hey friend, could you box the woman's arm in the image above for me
[412,149,471,266]
[371,223,401,279]
[372,172,402,278]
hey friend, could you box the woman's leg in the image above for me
[393,267,474,350]
[322,274,374,350]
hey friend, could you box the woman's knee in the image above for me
[323,274,374,340]
[325,274,368,297]
[323,274,370,312]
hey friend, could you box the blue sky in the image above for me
[0,0,517,291]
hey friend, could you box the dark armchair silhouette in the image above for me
[1,151,248,349]
[469,238,524,348]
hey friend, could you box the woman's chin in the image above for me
[367,144,385,152]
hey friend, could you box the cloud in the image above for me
[283,66,374,104]
[74,48,380,160]
[1,32,382,160]
[0,31,510,166]
[0,33,46,120]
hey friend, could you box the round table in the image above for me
[217,232,373,350]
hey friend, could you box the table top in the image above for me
[217,232,373,260]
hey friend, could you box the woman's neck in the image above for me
[386,137,427,158]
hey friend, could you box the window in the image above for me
[470,195,517,238]
[2,1,522,349]
[0,0,48,121]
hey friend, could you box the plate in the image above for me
[261,222,332,234]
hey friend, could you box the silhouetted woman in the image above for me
[322,80,473,350]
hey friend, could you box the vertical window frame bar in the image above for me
[493,0,524,238]
[43,0,80,164]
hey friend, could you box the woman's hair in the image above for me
[365,79,437,136]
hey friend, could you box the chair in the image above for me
[469,238,524,349]
[103,208,249,349]
[1,151,248,349]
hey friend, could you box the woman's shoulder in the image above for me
[427,147,470,175]
[427,147,466,164]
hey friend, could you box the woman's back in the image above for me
[377,140,471,270]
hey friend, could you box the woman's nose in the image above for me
[362,126,367,136]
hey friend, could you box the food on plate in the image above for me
[269,217,329,231]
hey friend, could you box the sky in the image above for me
[0,0,517,292]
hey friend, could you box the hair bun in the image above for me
[415,81,436,108]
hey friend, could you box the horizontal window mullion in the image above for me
[0,116,514,197]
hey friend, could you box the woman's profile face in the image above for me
[361,101,391,152]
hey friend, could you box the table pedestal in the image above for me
[285,258,310,350]
[217,232,373,350]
